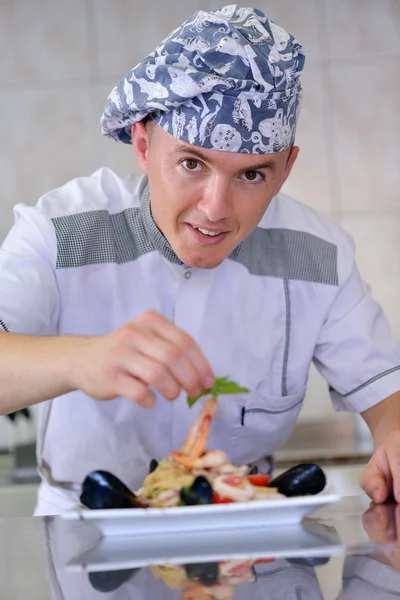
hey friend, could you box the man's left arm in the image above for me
[360,392,400,503]
[312,235,400,505]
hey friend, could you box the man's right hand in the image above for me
[69,311,215,408]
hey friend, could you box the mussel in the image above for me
[149,459,159,473]
[184,562,219,586]
[180,476,213,506]
[80,470,145,510]
[88,568,140,592]
[287,556,331,567]
[267,463,326,497]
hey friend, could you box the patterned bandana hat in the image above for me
[100,4,305,154]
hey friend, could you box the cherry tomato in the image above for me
[222,475,243,487]
[254,558,276,564]
[247,474,270,487]
[212,493,234,504]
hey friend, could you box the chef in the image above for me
[1,5,400,515]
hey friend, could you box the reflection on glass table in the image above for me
[40,498,400,600]
[2,496,400,599]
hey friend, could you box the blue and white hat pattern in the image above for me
[101,4,306,154]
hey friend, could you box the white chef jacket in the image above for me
[1,167,400,514]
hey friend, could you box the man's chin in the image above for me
[175,247,227,270]
[189,258,224,269]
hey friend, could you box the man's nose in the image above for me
[196,178,232,222]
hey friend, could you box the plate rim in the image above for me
[61,487,341,522]
[65,544,345,573]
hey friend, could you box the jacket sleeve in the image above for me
[0,203,60,336]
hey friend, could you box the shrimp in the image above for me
[219,559,256,584]
[181,585,213,600]
[181,584,235,600]
[171,397,218,467]
[192,450,228,469]
[212,475,254,503]
[206,584,236,600]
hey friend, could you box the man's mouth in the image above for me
[192,226,223,237]
[187,224,229,245]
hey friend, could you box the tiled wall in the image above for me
[0,0,399,441]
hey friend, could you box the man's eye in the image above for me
[242,171,263,183]
[183,159,199,170]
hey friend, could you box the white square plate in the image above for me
[61,483,341,537]
[65,517,343,573]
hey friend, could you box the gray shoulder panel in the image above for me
[229,228,338,285]
[52,191,338,286]
[0,318,9,332]
[52,183,182,269]
[52,208,154,268]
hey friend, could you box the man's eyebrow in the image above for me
[243,160,276,173]
[174,144,277,173]
[174,145,211,162]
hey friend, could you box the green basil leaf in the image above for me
[186,377,249,407]
[217,383,250,395]
[187,388,211,407]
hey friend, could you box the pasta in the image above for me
[138,459,194,503]
[135,398,282,508]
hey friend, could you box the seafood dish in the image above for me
[87,557,278,596]
[80,395,327,511]
[86,555,332,596]
[149,558,268,599]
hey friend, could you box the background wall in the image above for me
[1,0,400,446]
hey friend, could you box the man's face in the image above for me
[133,121,298,269]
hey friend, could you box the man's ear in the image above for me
[281,145,299,185]
[131,121,150,174]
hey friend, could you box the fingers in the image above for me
[124,327,203,398]
[121,350,181,400]
[395,505,400,546]
[140,311,215,389]
[384,434,400,503]
[362,504,391,542]
[362,503,400,569]
[360,460,389,504]
[114,374,156,409]
[81,311,216,409]
[362,503,397,544]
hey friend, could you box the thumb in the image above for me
[360,461,389,504]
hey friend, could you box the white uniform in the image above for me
[1,168,400,514]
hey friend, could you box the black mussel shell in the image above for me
[180,476,213,506]
[287,556,331,567]
[184,562,219,586]
[267,463,326,497]
[248,465,259,475]
[88,568,140,592]
[149,459,159,473]
[80,470,144,510]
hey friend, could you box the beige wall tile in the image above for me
[340,213,400,341]
[89,84,142,178]
[91,0,201,79]
[325,0,400,60]
[0,87,94,243]
[0,0,90,85]
[328,61,400,212]
[281,66,333,213]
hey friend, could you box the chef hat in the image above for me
[100,4,305,154]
